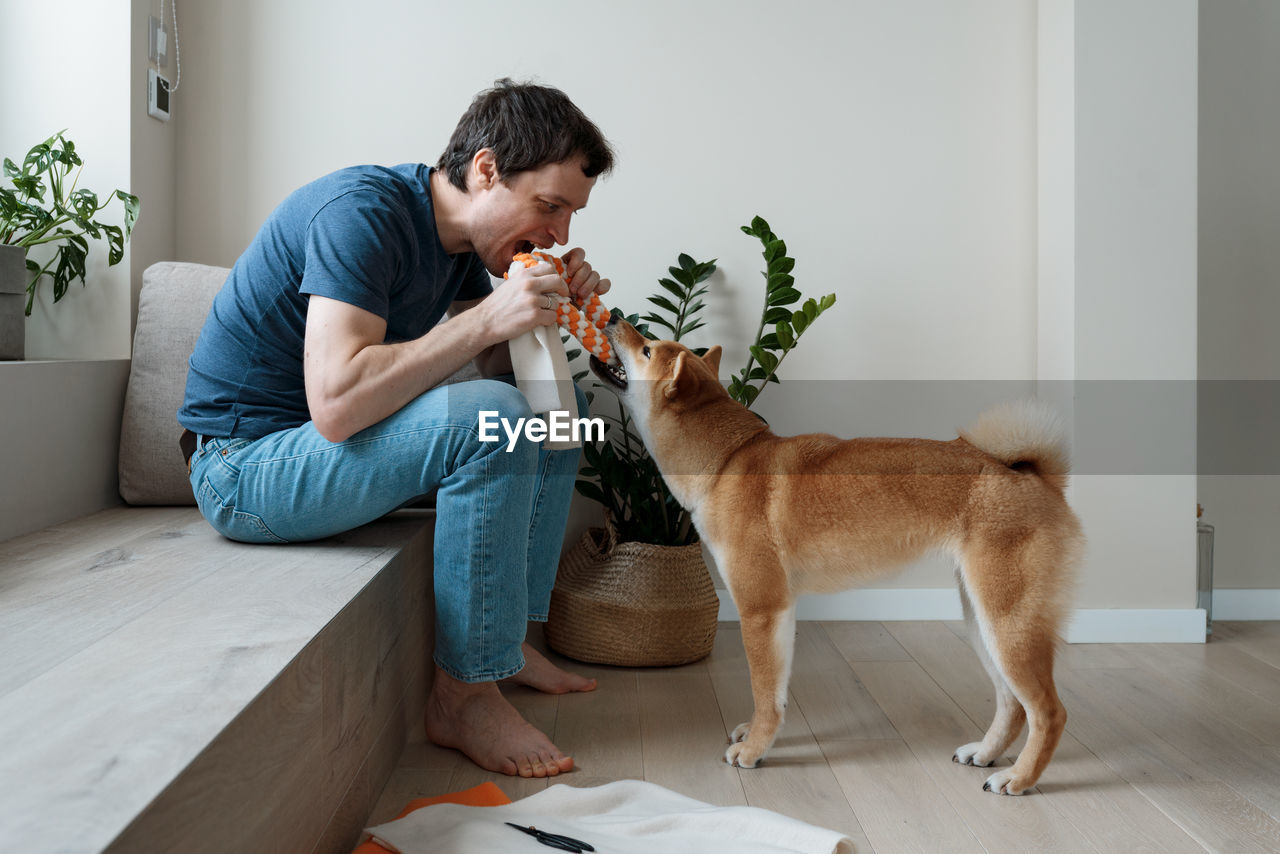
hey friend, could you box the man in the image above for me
[178,79,614,778]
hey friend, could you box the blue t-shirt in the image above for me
[179,164,492,439]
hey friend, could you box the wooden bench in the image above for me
[0,262,462,851]
[0,505,434,852]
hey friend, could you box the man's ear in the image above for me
[471,148,498,191]
[702,345,722,376]
[664,352,688,400]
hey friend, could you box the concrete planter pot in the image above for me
[0,244,25,360]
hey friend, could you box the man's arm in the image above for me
[449,297,513,377]
[304,261,567,443]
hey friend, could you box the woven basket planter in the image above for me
[546,512,720,666]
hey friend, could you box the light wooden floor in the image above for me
[366,621,1280,853]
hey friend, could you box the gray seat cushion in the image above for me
[119,262,229,505]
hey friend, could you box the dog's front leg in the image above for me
[726,603,796,768]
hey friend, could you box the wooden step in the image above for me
[0,506,435,853]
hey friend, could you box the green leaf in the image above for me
[803,298,819,324]
[647,295,680,314]
[758,332,780,350]
[767,256,795,276]
[764,239,786,262]
[575,481,607,504]
[639,313,677,335]
[776,320,795,349]
[764,307,792,324]
[750,346,778,373]
[792,310,809,335]
[819,293,836,311]
[769,287,802,306]
[767,272,794,293]
[677,253,696,271]
[668,265,693,287]
[118,191,140,237]
[678,320,706,337]
[658,277,686,300]
[104,225,124,265]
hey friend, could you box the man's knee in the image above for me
[449,379,535,429]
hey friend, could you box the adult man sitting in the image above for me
[179,79,614,778]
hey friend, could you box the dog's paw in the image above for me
[952,742,998,768]
[982,769,1030,795]
[724,740,763,769]
[729,722,751,744]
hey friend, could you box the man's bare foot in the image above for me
[425,667,574,778]
[503,643,597,694]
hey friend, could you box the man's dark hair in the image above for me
[437,78,615,191]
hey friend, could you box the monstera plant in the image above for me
[1,130,140,323]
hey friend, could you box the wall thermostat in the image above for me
[148,68,171,121]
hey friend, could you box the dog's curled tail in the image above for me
[960,400,1071,492]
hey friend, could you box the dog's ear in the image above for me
[664,352,689,400]
[702,345,722,376]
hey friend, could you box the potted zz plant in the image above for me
[1,130,140,360]
[546,216,836,666]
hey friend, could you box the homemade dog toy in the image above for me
[506,251,617,366]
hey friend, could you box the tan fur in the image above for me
[594,319,1084,795]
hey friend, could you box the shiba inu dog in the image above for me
[591,317,1083,795]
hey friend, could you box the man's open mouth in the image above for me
[516,240,535,256]
[590,355,628,390]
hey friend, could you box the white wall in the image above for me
[0,0,133,360]
[175,0,1038,385]
[131,0,180,329]
[1198,0,1280,594]
[176,0,1039,594]
[1035,0,1202,638]
[0,0,177,541]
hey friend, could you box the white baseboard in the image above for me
[1063,609,1206,644]
[1212,589,1280,621]
[715,588,1210,643]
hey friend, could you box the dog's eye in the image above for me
[642,346,651,359]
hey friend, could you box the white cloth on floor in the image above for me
[508,325,579,450]
[366,779,853,854]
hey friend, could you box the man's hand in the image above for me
[477,259,569,341]
[561,247,611,302]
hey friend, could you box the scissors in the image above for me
[504,822,595,852]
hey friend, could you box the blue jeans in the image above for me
[187,376,587,683]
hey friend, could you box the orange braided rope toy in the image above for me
[505,251,617,366]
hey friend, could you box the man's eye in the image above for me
[541,201,558,213]
[642,346,651,358]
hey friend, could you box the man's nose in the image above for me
[549,212,572,246]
